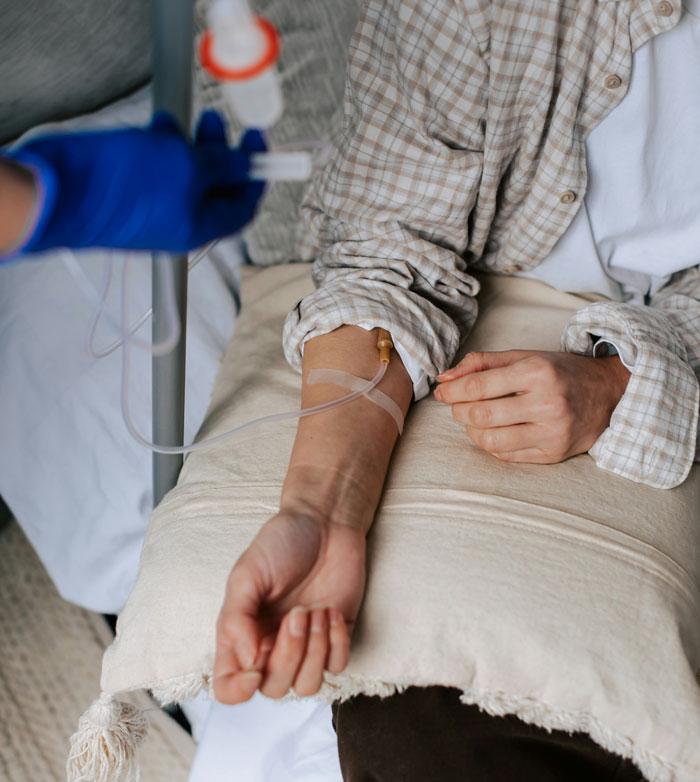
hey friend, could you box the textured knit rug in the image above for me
[0,519,195,781]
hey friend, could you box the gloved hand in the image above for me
[4,110,266,255]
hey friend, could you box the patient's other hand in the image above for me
[434,350,630,463]
[213,511,366,704]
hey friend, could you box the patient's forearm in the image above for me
[280,325,413,535]
[0,160,36,253]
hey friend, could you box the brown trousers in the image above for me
[333,687,648,782]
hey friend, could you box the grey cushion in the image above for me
[194,0,363,266]
[0,0,152,145]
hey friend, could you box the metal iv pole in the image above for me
[151,0,194,507]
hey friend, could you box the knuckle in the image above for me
[552,415,573,444]
[548,394,570,419]
[328,655,347,675]
[540,362,559,385]
[216,612,237,639]
[458,350,479,367]
[470,404,491,427]
[294,676,321,697]
[551,449,568,463]
[551,377,568,398]
[480,430,497,452]
[260,681,286,700]
[560,416,574,439]
[212,678,230,703]
[465,376,483,398]
[547,440,569,462]
[528,355,557,383]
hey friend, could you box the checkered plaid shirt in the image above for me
[283,0,699,489]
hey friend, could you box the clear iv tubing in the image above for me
[60,241,215,359]
[64,241,388,455]
[120,326,388,455]
[60,133,348,454]
[82,237,390,454]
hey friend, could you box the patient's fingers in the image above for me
[451,395,537,429]
[213,557,269,702]
[212,629,276,704]
[213,613,261,703]
[492,448,555,464]
[294,609,330,696]
[260,607,310,699]
[437,350,528,382]
[466,422,540,454]
[436,364,521,404]
[326,608,350,675]
[215,670,263,704]
[218,549,279,667]
[255,633,276,669]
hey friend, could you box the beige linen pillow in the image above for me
[72,266,700,782]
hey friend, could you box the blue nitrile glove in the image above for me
[3,110,266,256]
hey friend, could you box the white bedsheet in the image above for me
[187,695,341,782]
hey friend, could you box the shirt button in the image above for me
[484,238,499,254]
[656,0,674,15]
[559,190,576,204]
[604,74,622,89]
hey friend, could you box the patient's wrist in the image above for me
[599,355,631,413]
[281,464,375,532]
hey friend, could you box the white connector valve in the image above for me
[200,0,283,128]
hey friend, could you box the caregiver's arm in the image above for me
[0,160,35,253]
[214,325,412,705]
[1,111,264,262]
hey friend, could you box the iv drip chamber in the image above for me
[200,0,283,128]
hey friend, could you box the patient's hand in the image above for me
[213,325,411,706]
[434,350,630,463]
[213,510,366,704]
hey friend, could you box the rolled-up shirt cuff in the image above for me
[562,301,699,489]
[298,322,432,400]
[283,275,469,394]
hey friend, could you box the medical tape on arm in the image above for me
[306,368,404,435]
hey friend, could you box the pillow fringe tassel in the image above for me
[66,692,148,782]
